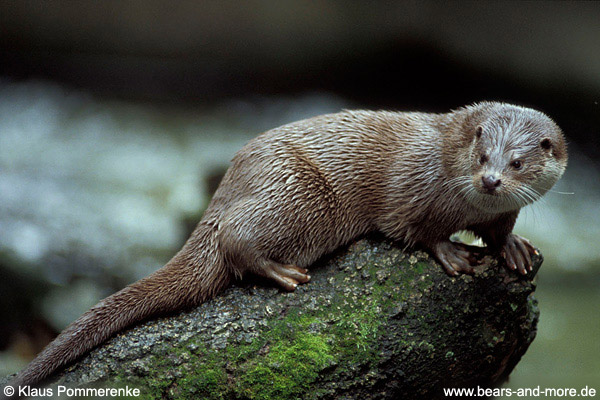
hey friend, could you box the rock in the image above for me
[9,237,541,399]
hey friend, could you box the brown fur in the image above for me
[6,102,567,392]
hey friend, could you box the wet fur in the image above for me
[6,102,567,392]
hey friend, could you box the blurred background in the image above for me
[0,1,598,396]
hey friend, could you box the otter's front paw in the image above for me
[501,234,538,275]
[431,241,478,276]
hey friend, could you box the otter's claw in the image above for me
[432,241,478,276]
[501,234,537,275]
[260,262,311,291]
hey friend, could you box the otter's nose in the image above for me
[482,175,501,191]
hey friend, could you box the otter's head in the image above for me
[456,102,567,213]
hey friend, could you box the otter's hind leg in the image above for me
[217,200,311,291]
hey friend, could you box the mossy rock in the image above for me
[29,237,541,399]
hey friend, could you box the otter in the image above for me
[5,101,567,392]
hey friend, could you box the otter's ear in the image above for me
[476,126,483,139]
[540,138,553,152]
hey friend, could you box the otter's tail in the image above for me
[7,225,229,391]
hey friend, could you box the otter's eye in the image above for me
[511,160,522,170]
[476,126,483,138]
[479,154,488,165]
[540,138,552,150]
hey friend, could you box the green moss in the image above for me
[111,341,230,400]
[180,365,227,397]
[414,262,427,275]
[236,332,333,399]
[229,269,404,399]
[331,303,381,361]
[231,312,334,399]
[108,242,439,399]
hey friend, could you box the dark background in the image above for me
[1,0,598,395]
[1,1,599,157]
